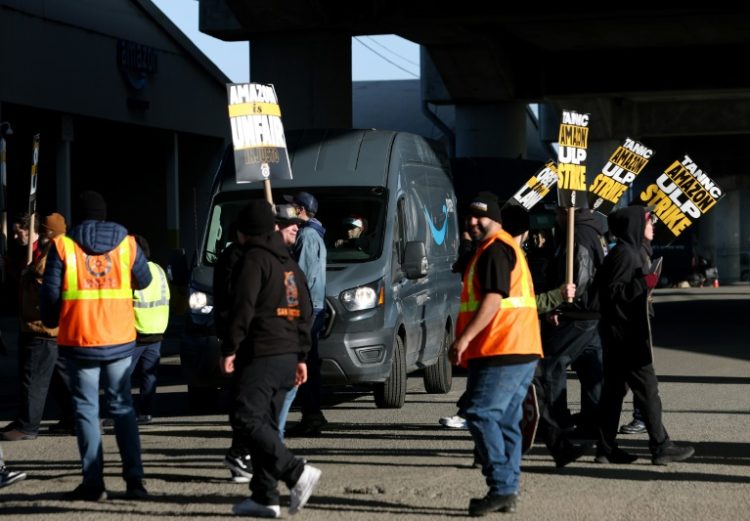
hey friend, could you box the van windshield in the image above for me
[202,187,387,266]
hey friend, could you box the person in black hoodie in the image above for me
[220,200,321,517]
[540,209,607,439]
[594,205,694,465]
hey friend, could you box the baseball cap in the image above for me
[275,204,303,226]
[283,191,318,214]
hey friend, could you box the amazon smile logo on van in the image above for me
[424,204,448,245]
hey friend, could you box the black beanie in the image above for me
[79,190,107,221]
[236,199,275,236]
[500,204,530,237]
[467,191,503,223]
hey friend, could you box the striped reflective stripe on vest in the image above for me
[60,236,132,300]
[459,237,536,313]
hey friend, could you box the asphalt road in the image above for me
[0,286,749,520]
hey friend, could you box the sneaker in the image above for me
[230,469,250,484]
[439,415,467,429]
[63,483,107,501]
[0,467,27,489]
[468,493,517,516]
[286,415,328,438]
[0,421,20,433]
[124,479,148,500]
[224,453,253,481]
[652,442,695,465]
[137,415,153,425]
[1,429,38,441]
[289,465,321,515]
[619,419,647,435]
[232,497,280,518]
[594,447,638,464]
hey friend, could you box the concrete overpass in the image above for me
[198,3,750,283]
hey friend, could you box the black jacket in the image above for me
[597,206,653,366]
[222,232,312,363]
[213,241,248,339]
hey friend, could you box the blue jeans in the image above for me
[278,386,297,441]
[66,356,144,488]
[129,342,161,416]
[464,360,537,496]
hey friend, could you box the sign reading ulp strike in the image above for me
[509,161,558,210]
[556,109,590,208]
[227,83,292,183]
[589,138,654,214]
[639,155,723,237]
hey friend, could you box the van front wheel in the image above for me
[423,328,453,394]
[373,335,406,408]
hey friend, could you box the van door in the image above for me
[393,197,427,366]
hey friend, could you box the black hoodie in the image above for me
[222,231,312,363]
[597,206,653,366]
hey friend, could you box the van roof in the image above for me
[219,129,448,191]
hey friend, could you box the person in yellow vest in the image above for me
[448,192,543,516]
[40,191,152,501]
[130,235,170,424]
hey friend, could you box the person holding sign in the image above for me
[595,206,694,465]
[449,192,542,516]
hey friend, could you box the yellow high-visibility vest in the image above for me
[134,261,170,335]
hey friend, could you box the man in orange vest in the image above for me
[449,192,543,516]
[40,191,152,501]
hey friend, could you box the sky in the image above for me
[150,0,420,83]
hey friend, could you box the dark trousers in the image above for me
[598,351,669,454]
[540,319,603,430]
[17,334,73,433]
[231,353,304,505]
[295,310,326,417]
[129,342,161,416]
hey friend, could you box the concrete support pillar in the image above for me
[454,103,526,158]
[56,115,74,223]
[710,189,741,283]
[250,33,351,130]
[166,132,179,249]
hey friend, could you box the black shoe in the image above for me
[286,415,328,438]
[1,429,38,441]
[0,421,20,433]
[137,415,153,425]
[619,419,647,435]
[63,483,107,501]
[553,443,589,468]
[48,420,75,436]
[652,442,694,465]
[594,447,638,464]
[469,493,517,516]
[124,479,148,500]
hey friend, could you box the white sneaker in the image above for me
[439,415,467,429]
[288,465,321,515]
[230,469,250,484]
[232,497,280,518]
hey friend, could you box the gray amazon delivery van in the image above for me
[180,129,461,408]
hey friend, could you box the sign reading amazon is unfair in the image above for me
[227,83,292,183]
[639,155,723,238]
[589,138,654,215]
[556,110,589,208]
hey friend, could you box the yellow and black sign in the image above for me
[638,155,723,238]
[510,161,558,210]
[556,110,590,208]
[589,138,654,214]
[227,83,292,183]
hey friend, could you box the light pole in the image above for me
[0,121,13,265]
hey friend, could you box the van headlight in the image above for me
[339,280,384,311]
[188,288,214,314]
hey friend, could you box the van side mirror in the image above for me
[403,241,428,279]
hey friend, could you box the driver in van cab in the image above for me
[334,215,368,249]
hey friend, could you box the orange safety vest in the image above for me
[54,235,137,347]
[456,229,542,367]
